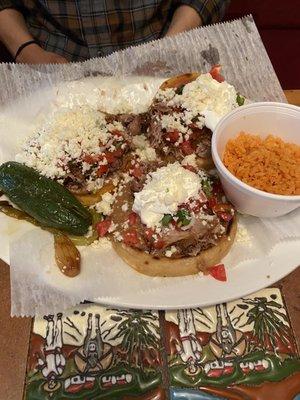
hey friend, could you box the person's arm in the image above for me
[0,8,68,63]
[166,5,201,36]
[166,1,230,36]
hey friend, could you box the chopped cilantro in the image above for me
[237,94,245,106]
[202,179,213,198]
[161,214,173,226]
[176,209,191,226]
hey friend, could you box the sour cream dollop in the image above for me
[133,162,202,228]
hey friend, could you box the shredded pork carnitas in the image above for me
[110,163,235,259]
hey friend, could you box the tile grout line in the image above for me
[279,284,300,356]
[22,317,34,400]
[159,310,171,400]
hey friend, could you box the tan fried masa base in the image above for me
[113,216,237,277]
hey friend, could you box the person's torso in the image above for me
[20,0,175,60]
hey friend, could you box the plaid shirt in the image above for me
[0,0,229,61]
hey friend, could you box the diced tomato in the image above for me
[212,181,223,195]
[188,122,199,131]
[128,212,138,226]
[105,152,116,164]
[153,238,165,250]
[83,153,105,164]
[208,196,217,209]
[181,140,194,155]
[209,65,225,83]
[212,202,234,221]
[83,154,97,164]
[145,228,154,240]
[131,165,143,178]
[209,264,227,282]
[213,203,232,213]
[171,219,178,229]
[166,130,180,143]
[123,229,139,246]
[112,148,124,158]
[183,164,197,173]
[96,164,109,176]
[96,219,111,237]
[219,212,233,222]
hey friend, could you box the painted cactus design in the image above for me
[25,288,300,400]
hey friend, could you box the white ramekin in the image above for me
[212,102,300,218]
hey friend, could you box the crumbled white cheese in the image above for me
[196,168,208,182]
[133,134,157,162]
[108,144,116,151]
[108,222,117,233]
[181,154,198,168]
[135,147,157,162]
[121,202,129,212]
[219,224,226,234]
[133,162,202,228]
[16,106,104,177]
[82,162,92,173]
[84,225,94,238]
[91,237,112,249]
[155,88,176,102]
[156,73,238,131]
[165,246,177,257]
[93,192,116,216]
[160,113,191,134]
[107,121,124,132]
[15,105,125,191]
[132,134,148,149]
[113,231,123,242]
[122,221,129,230]
[112,177,119,186]
[86,177,104,192]
[122,172,133,184]
[236,225,252,245]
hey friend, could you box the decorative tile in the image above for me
[25,305,165,399]
[24,287,300,399]
[164,288,300,400]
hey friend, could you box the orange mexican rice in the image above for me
[223,132,300,195]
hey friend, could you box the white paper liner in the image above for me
[0,16,285,108]
[9,209,300,316]
[0,16,296,316]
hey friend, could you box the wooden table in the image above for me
[0,90,299,400]
[285,90,300,106]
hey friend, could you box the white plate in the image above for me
[6,222,300,312]
[1,76,299,314]
[95,240,300,310]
